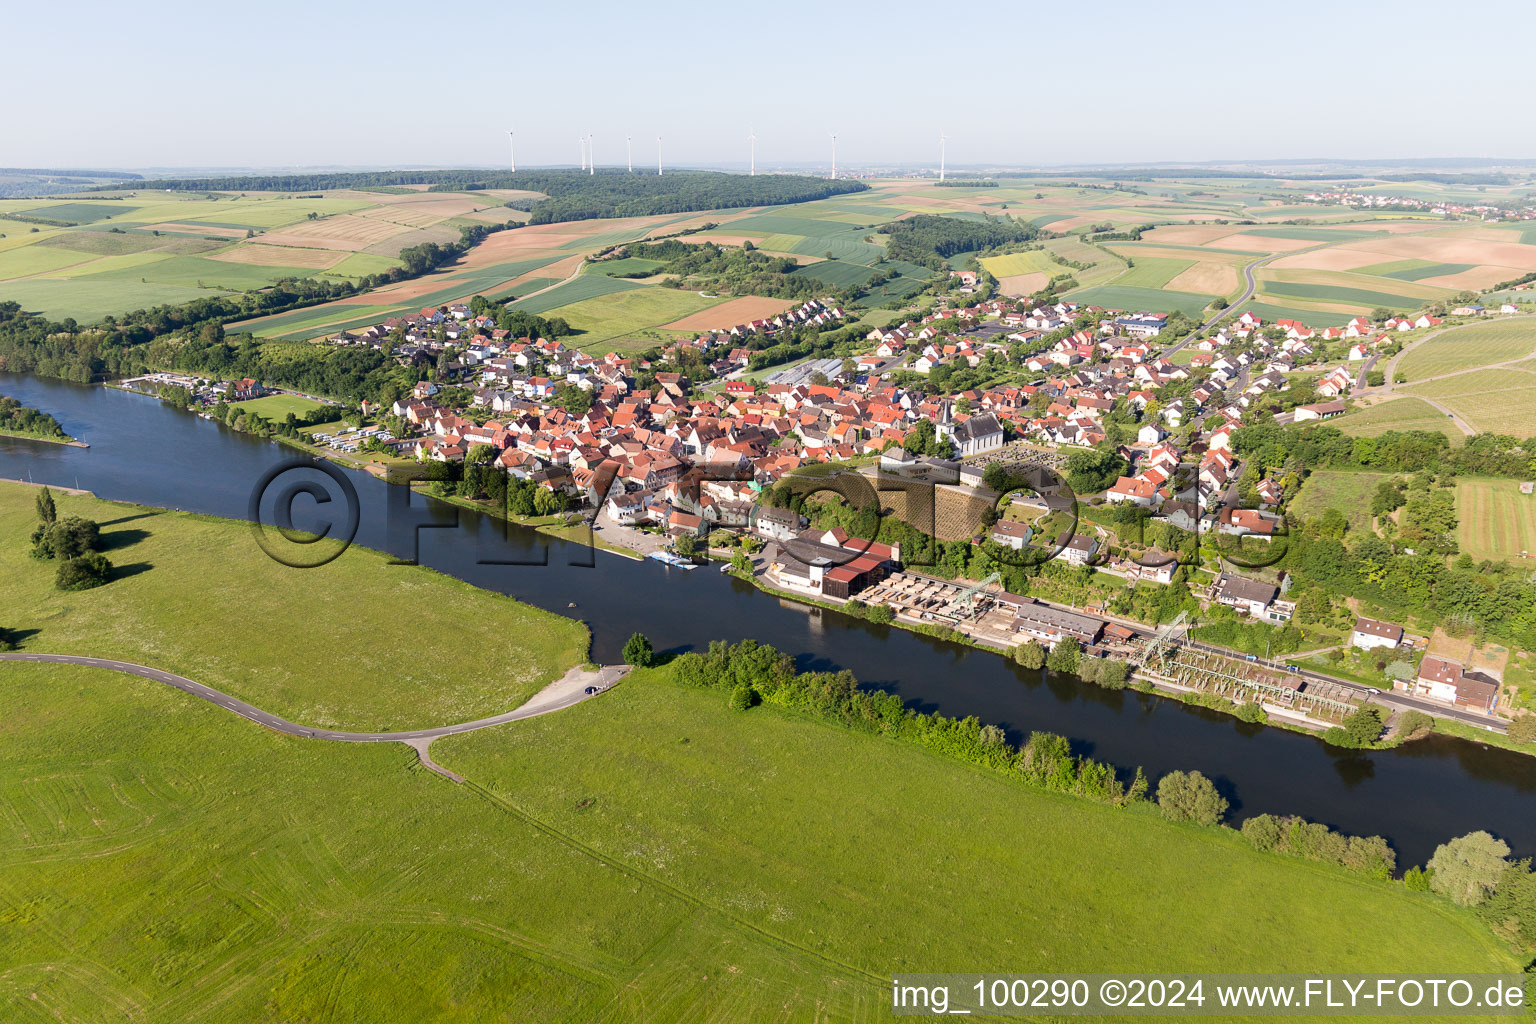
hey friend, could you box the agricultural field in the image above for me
[1333,397,1465,441]
[978,249,1057,278]
[0,485,589,731]
[537,286,727,350]
[1455,477,1536,564]
[1289,469,1395,533]
[1065,284,1216,317]
[1402,365,1536,438]
[509,273,643,315]
[1396,317,1536,381]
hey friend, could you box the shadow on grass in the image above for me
[97,511,162,528]
[111,562,153,582]
[0,627,41,649]
[99,528,150,552]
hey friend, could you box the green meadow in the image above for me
[0,654,1517,1024]
[541,287,725,349]
[0,484,589,730]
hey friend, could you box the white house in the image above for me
[1350,617,1403,652]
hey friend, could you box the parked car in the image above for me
[583,685,598,695]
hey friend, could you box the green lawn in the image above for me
[0,483,588,730]
[229,393,330,419]
[1397,317,1536,380]
[0,658,1515,1023]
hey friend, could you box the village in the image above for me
[125,272,1531,731]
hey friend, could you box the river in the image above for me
[3,372,1535,867]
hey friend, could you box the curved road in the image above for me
[1164,241,1339,357]
[0,652,625,742]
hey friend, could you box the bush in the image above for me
[866,604,894,624]
[1236,700,1267,724]
[728,684,756,711]
[622,632,654,668]
[1403,865,1434,892]
[1156,770,1228,826]
[55,552,113,591]
[1240,813,1395,878]
[1046,639,1080,675]
[1428,831,1510,906]
[1395,710,1435,742]
[1509,716,1536,746]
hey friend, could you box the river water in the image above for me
[3,372,1534,867]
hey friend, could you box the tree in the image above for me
[1014,640,1046,670]
[622,632,654,668]
[1428,831,1511,906]
[1097,659,1128,690]
[674,533,697,557]
[1046,639,1080,675]
[1156,769,1228,826]
[728,684,755,711]
[55,552,113,591]
[35,486,56,526]
[1341,705,1385,747]
[32,515,101,560]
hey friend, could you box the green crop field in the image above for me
[1333,397,1465,441]
[324,251,403,278]
[540,286,724,349]
[1289,469,1396,533]
[0,484,589,730]
[1112,256,1197,290]
[1066,284,1215,316]
[1456,477,1536,564]
[0,277,236,321]
[0,651,1516,1023]
[792,260,877,288]
[1242,225,1383,242]
[229,393,330,419]
[1261,279,1427,310]
[13,201,143,225]
[1358,259,1479,282]
[979,250,1057,277]
[1235,301,1355,328]
[1397,317,1536,380]
[509,273,643,315]
[585,256,666,277]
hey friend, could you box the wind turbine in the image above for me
[508,129,516,173]
[748,124,757,176]
[588,133,595,175]
[657,136,663,176]
[829,133,838,181]
[627,135,633,173]
[578,136,586,171]
[939,130,948,182]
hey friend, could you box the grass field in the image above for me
[1260,279,1427,310]
[541,286,724,349]
[1111,256,1197,290]
[1333,397,1465,441]
[1289,469,1395,533]
[0,656,1515,1023]
[228,393,330,419]
[1397,317,1536,381]
[0,483,588,730]
[1456,477,1536,564]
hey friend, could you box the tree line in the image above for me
[881,213,1041,269]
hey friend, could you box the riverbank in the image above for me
[0,428,86,447]
[0,482,590,731]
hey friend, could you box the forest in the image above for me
[630,240,834,301]
[881,213,1040,268]
[112,169,868,224]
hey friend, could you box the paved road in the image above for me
[1163,242,1336,357]
[0,653,626,742]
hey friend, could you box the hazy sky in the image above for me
[8,0,1531,171]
